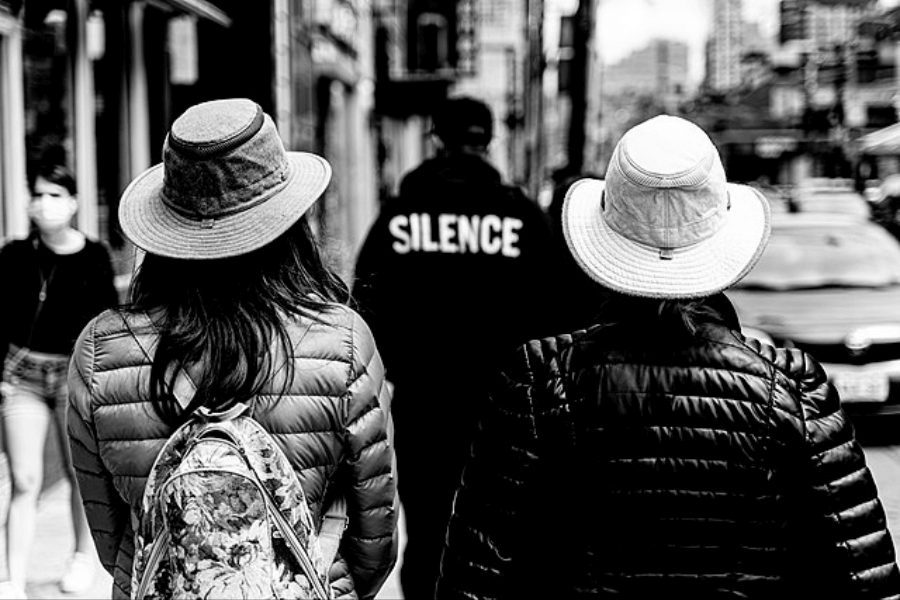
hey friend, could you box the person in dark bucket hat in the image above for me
[67,98,399,600]
[118,97,332,259]
[436,115,900,599]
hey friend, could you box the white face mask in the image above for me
[29,196,75,230]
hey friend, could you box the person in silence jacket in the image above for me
[353,95,564,600]
[66,98,398,600]
[437,115,900,598]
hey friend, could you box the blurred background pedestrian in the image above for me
[545,166,610,331]
[0,158,117,599]
[353,95,565,600]
[874,173,900,240]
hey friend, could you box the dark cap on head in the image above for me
[432,96,493,149]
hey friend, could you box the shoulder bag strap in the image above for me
[124,311,347,563]
[318,495,348,568]
[19,236,57,351]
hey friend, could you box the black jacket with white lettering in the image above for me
[436,298,900,599]
[353,152,565,396]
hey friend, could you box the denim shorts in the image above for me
[1,344,69,411]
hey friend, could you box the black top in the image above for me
[0,234,118,356]
[353,152,568,389]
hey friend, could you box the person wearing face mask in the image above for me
[0,159,118,599]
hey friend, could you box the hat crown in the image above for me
[162,98,291,220]
[604,115,729,249]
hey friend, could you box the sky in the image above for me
[542,0,900,87]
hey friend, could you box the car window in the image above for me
[736,217,900,290]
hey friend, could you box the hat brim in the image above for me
[118,152,331,260]
[562,178,771,299]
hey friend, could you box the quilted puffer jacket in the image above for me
[437,316,900,598]
[68,305,398,600]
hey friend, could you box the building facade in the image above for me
[602,39,689,99]
[709,0,743,91]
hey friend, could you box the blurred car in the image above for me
[748,182,793,214]
[790,178,872,219]
[728,212,900,419]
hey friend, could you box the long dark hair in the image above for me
[594,291,737,340]
[128,216,350,425]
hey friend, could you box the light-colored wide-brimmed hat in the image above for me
[119,98,331,260]
[562,115,771,299]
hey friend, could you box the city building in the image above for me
[372,0,537,196]
[780,0,874,48]
[453,0,529,185]
[708,0,744,91]
[693,0,897,186]
[602,39,690,100]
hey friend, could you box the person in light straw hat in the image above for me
[563,113,771,299]
[436,115,899,598]
[66,98,398,600]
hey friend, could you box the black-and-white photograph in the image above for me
[0,0,899,598]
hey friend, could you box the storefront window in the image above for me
[0,34,6,235]
[22,1,71,175]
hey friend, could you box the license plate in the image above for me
[833,371,890,403]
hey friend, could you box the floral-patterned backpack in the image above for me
[126,314,347,600]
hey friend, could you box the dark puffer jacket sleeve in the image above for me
[782,346,900,596]
[67,318,131,575]
[338,313,399,599]
[436,336,566,600]
[438,331,900,600]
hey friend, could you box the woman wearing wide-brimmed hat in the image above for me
[436,115,900,598]
[66,98,398,599]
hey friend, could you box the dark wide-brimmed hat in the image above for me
[562,115,771,299]
[119,98,331,260]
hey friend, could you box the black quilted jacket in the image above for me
[437,317,900,599]
[68,306,398,600]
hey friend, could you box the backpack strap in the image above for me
[124,310,348,565]
[319,496,348,568]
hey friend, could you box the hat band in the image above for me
[160,160,293,221]
[617,144,716,189]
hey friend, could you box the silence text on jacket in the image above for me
[389,213,523,256]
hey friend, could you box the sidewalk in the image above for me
[0,460,110,599]
[14,481,111,599]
